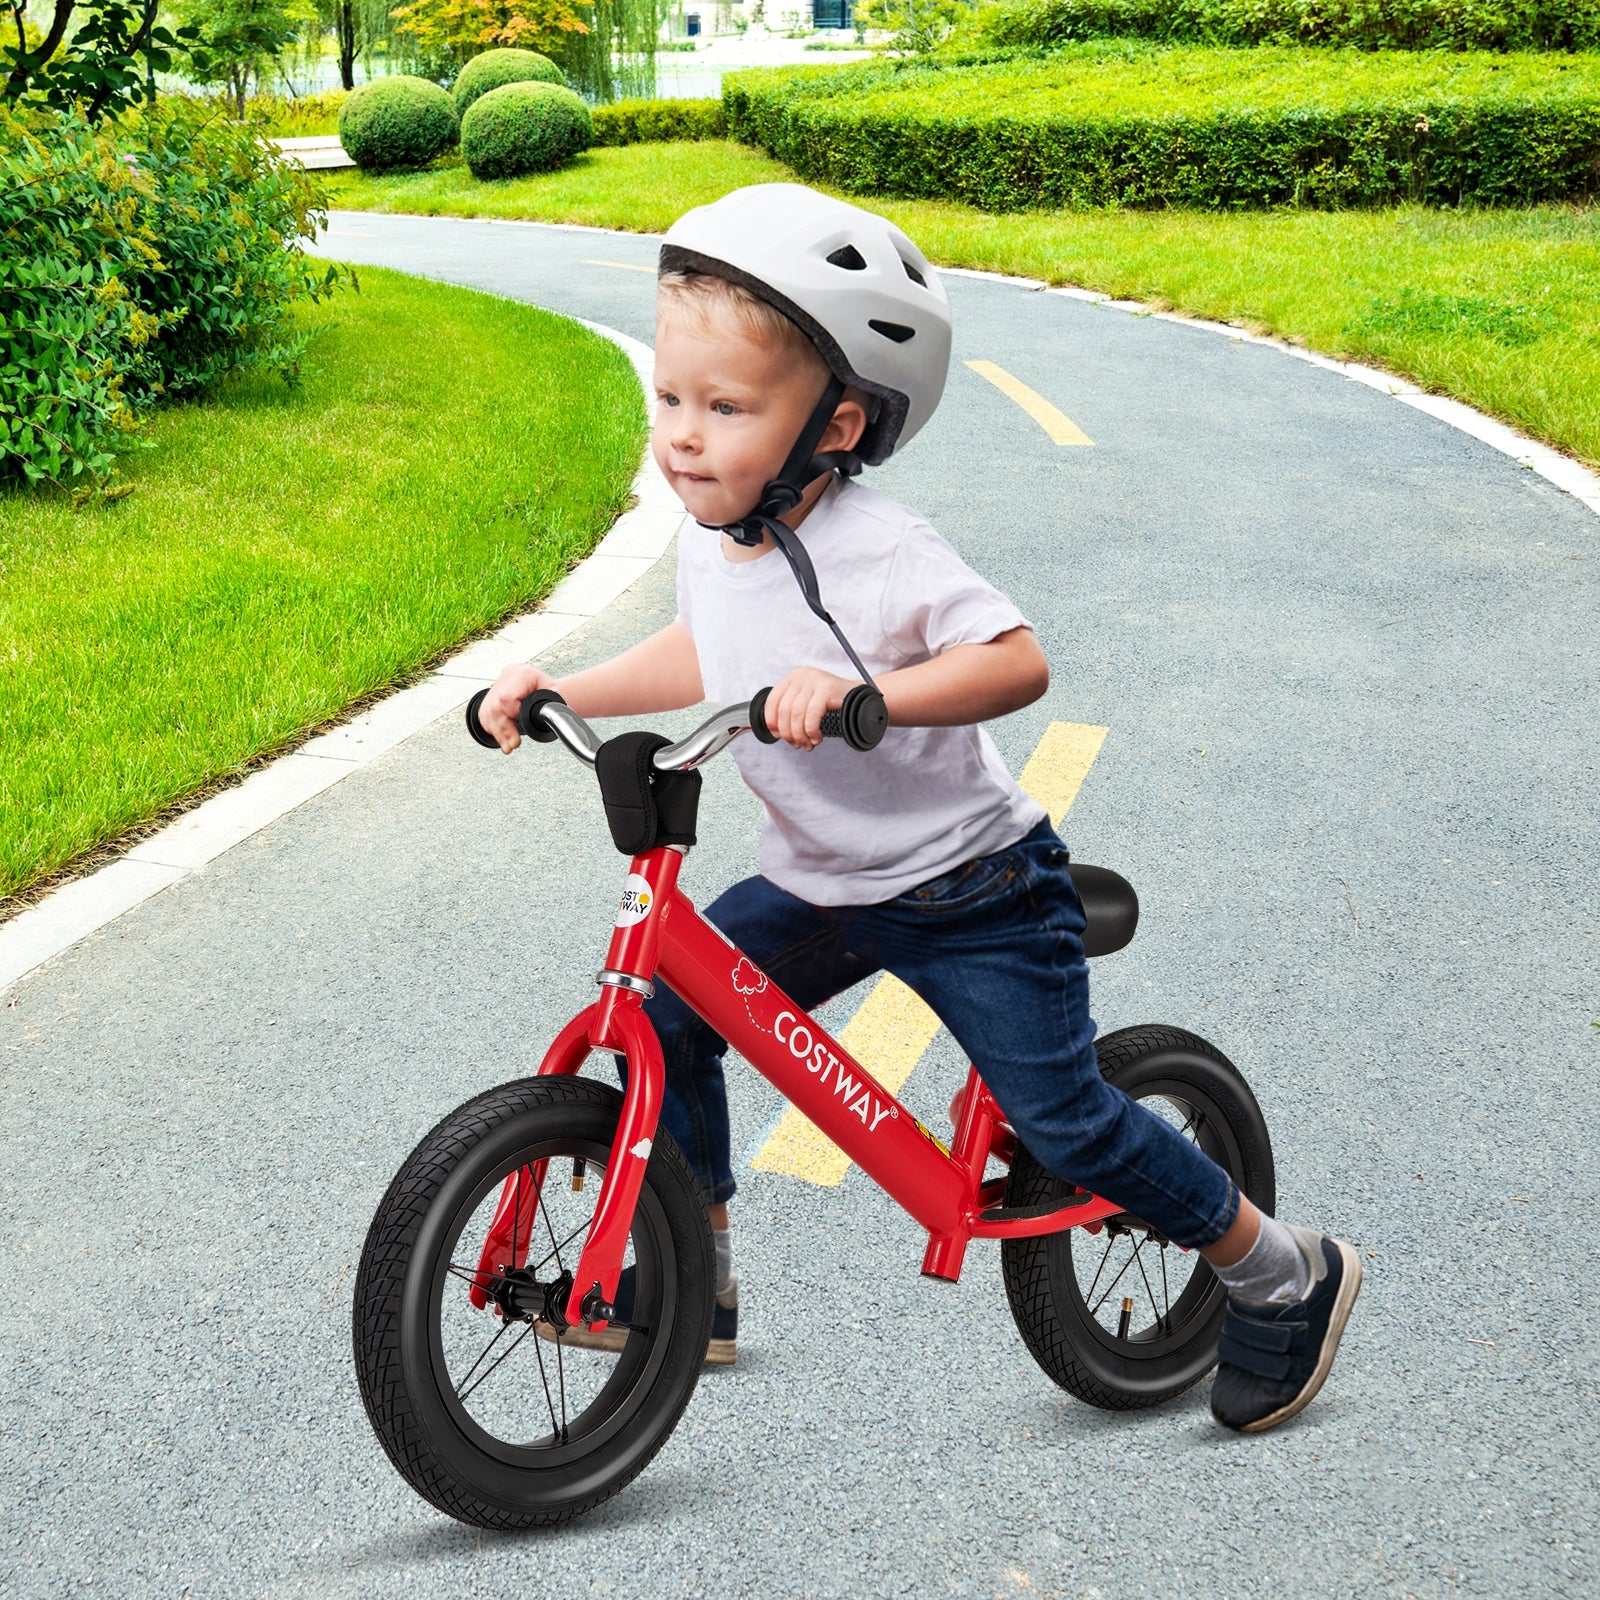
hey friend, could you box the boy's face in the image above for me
[651,308,830,527]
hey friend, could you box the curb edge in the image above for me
[0,319,674,996]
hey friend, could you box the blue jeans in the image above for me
[629,819,1239,1250]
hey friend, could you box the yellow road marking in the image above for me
[964,360,1094,446]
[1019,721,1109,827]
[586,258,655,273]
[749,720,1110,1186]
[751,977,940,1187]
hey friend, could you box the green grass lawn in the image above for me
[326,141,1600,467]
[0,266,645,904]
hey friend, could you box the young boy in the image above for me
[476,184,1360,1432]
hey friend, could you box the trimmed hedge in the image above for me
[339,75,459,171]
[592,96,727,145]
[452,48,566,117]
[724,49,1600,209]
[975,0,1600,54]
[460,80,593,178]
[0,102,339,487]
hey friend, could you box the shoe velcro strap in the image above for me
[1217,1309,1306,1380]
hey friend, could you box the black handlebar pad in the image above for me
[747,684,888,752]
[515,688,566,743]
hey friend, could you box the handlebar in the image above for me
[466,683,888,767]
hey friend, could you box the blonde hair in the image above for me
[657,270,829,385]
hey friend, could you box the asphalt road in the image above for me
[3,211,1596,1599]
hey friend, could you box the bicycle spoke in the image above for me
[454,1318,516,1399]
[530,1217,590,1278]
[447,1262,495,1291]
[1082,1236,1118,1308]
[1130,1238,1161,1335]
[536,1180,570,1275]
[527,1309,565,1442]
[554,1323,568,1436]
[458,1321,536,1405]
[1088,1246,1143,1319]
[1159,1242,1172,1331]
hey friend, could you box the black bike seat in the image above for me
[1068,864,1139,958]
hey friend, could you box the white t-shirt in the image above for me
[675,475,1046,906]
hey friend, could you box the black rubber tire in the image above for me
[1000,1025,1275,1411]
[353,1075,714,1528]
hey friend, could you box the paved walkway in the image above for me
[3,214,1596,1599]
[273,134,355,171]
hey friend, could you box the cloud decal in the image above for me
[732,958,768,997]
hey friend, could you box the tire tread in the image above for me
[352,1075,711,1529]
[1000,1025,1273,1412]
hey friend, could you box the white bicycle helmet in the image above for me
[659,183,952,467]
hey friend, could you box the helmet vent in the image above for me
[901,258,927,287]
[868,319,916,344]
[826,244,867,271]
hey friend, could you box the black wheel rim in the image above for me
[1056,1076,1243,1364]
[420,1134,680,1471]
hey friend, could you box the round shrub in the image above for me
[338,75,458,172]
[460,81,593,179]
[452,48,566,116]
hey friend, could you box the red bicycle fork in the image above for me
[472,846,1126,1328]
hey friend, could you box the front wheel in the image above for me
[353,1075,714,1528]
[1001,1025,1275,1411]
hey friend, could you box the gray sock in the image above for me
[712,1226,734,1297]
[1211,1215,1310,1306]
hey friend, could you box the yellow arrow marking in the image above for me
[749,721,1110,1187]
[586,258,655,273]
[964,360,1094,447]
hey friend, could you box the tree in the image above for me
[854,0,972,55]
[388,0,588,80]
[2,0,199,119]
[313,0,388,92]
[175,0,306,116]
[553,0,670,102]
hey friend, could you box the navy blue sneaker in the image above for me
[538,1265,738,1365]
[1210,1227,1362,1433]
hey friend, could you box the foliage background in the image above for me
[974,0,1600,53]
[724,47,1600,209]
[0,100,339,487]
[0,268,647,901]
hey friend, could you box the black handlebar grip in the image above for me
[516,688,567,743]
[822,685,889,751]
[751,684,887,751]
[747,687,779,745]
[465,688,500,749]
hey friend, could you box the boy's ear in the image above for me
[822,390,870,456]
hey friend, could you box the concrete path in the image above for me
[273,135,355,171]
[3,212,1597,1600]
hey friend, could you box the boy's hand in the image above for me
[764,667,856,751]
[478,664,559,753]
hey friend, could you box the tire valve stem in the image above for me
[571,1158,586,1192]
[1117,1296,1133,1340]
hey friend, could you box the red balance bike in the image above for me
[353,688,1275,1529]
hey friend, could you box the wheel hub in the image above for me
[488,1266,574,1328]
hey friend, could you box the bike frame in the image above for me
[475,844,1125,1330]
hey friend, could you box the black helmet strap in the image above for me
[702,374,879,692]
[722,373,854,541]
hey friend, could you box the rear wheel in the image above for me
[353,1075,713,1528]
[1001,1025,1275,1410]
